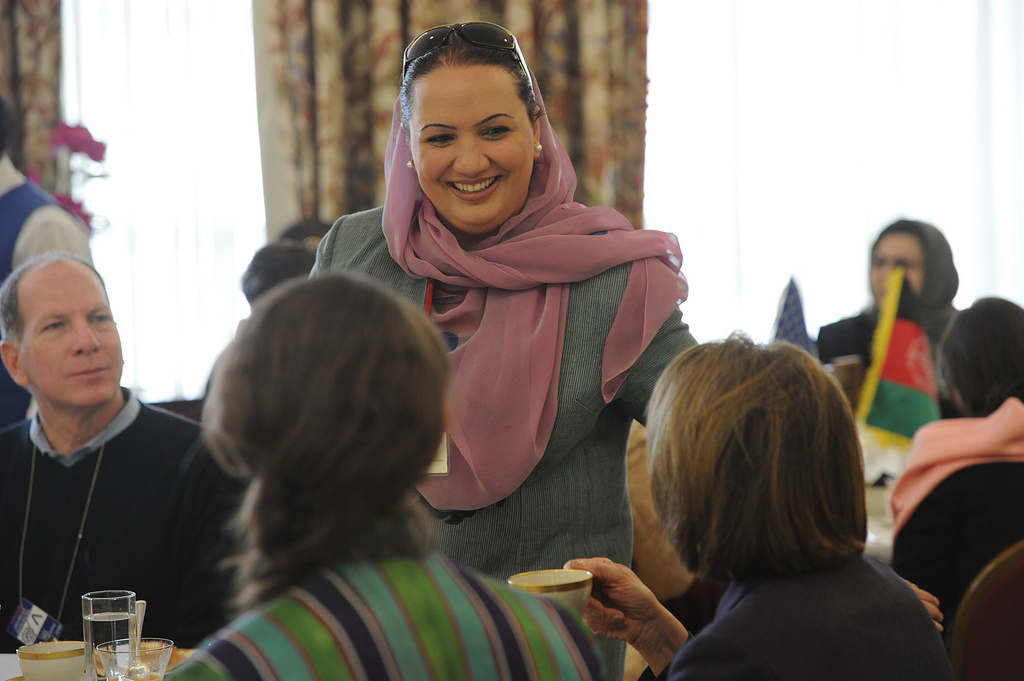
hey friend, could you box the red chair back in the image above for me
[949,538,1024,680]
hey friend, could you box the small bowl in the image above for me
[507,568,593,615]
[17,640,85,681]
[95,638,174,681]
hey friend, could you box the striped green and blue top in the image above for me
[167,552,603,681]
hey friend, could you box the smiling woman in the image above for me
[312,22,697,678]
[403,64,541,248]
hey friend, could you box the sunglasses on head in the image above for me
[402,21,532,89]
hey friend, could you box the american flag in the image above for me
[771,277,816,356]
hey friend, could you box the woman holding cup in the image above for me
[570,337,953,680]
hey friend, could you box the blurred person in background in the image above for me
[817,219,957,371]
[277,216,330,251]
[891,297,1024,640]
[0,94,93,428]
[241,240,316,306]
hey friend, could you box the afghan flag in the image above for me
[856,267,940,446]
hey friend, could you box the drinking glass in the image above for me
[82,591,136,681]
[96,638,173,681]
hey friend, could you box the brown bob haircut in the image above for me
[203,273,450,609]
[647,335,866,582]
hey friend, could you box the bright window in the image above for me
[646,0,1023,343]
[62,0,266,400]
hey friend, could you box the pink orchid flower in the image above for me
[50,122,107,162]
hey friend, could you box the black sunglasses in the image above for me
[402,21,532,91]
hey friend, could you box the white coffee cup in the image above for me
[507,568,594,615]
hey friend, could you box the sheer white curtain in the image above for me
[62,0,266,401]
[646,0,1024,343]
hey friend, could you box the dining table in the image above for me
[2,646,195,680]
[0,653,22,679]
[859,422,907,566]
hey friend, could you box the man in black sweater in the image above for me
[0,254,239,652]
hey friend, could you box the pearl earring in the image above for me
[534,142,543,156]
[407,160,415,169]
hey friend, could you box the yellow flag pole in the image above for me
[856,267,905,423]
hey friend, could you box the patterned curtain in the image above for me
[0,0,62,171]
[256,0,648,230]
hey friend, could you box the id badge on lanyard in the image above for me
[427,434,450,476]
[424,279,450,477]
[6,598,64,645]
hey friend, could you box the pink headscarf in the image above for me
[383,77,688,510]
[891,397,1024,538]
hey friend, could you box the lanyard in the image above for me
[18,443,106,623]
[423,278,451,475]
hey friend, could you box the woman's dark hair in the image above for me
[399,31,539,135]
[203,273,450,610]
[278,217,330,244]
[240,241,316,304]
[872,219,925,255]
[939,297,1024,417]
[648,335,866,582]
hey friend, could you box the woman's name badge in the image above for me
[6,598,64,644]
[427,434,450,475]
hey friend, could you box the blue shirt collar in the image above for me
[30,388,141,467]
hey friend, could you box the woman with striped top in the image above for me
[167,274,602,681]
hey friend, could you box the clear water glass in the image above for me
[82,590,136,681]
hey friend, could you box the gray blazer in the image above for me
[314,205,697,573]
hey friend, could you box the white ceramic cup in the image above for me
[17,640,85,681]
[507,568,594,616]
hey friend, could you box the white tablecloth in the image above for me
[0,653,22,679]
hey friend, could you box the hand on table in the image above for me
[565,557,689,675]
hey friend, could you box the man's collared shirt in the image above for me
[29,388,141,467]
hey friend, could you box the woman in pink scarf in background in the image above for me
[891,297,1024,640]
[313,22,697,675]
